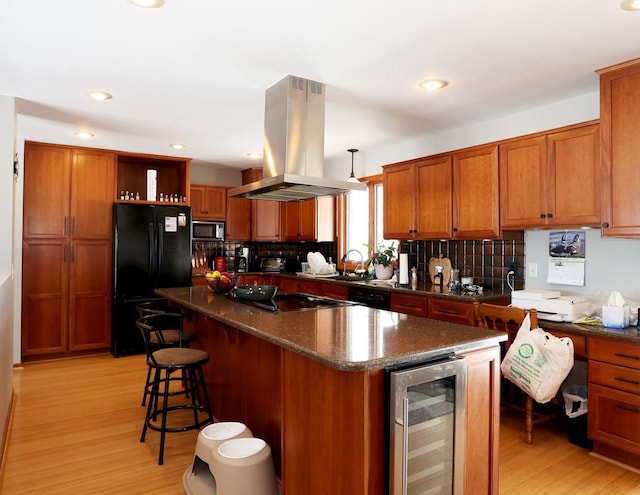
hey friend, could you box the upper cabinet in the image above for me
[384,156,452,239]
[452,145,500,239]
[499,123,600,229]
[191,185,227,220]
[116,153,190,204]
[281,197,335,242]
[226,194,252,241]
[598,58,640,237]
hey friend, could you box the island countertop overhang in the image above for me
[156,286,507,371]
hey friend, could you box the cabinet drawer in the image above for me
[589,360,640,395]
[589,383,640,454]
[390,293,429,317]
[428,298,474,325]
[322,283,349,300]
[589,338,640,370]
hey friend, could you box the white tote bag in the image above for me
[500,313,574,404]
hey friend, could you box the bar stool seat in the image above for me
[137,313,213,465]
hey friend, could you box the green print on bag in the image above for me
[517,342,534,359]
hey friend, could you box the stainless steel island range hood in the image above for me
[228,75,367,201]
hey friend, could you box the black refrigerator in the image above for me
[112,203,192,356]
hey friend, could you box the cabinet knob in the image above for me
[547,213,553,218]
[452,227,458,232]
[539,213,546,219]
[602,222,610,228]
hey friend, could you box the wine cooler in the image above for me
[387,356,466,495]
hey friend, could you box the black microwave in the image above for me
[192,220,225,241]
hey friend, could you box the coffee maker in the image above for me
[235,247,250,272]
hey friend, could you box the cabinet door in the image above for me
[415,156,453,239]
[547,124,601,227]
[190,186,206,217]
[71,149,115,239]
[251,199,281,241]
[499,136,547,228]
[21,239,68,356]
[23,143,71,238]
[68,240,112,351]
[453,145,500,239]
[599,60,640,237]
[428,298,475,325]
[191,186,227,220]
[226,196,251,241]
[384,162,416,239]
[316,196,335,242]
[281,202,303,241]
[588,383,640,455]
[298,199,317,240]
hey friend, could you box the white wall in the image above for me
[0,95,16,455]
[190,162,242,187]
[524,229,640,304]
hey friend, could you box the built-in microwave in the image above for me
[192,220,225,241]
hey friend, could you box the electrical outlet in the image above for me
[528,262,538,278]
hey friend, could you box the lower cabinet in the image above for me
[21,238,112,357]
[588,338,640,468]
[428,298,476,325]
[390,293,429,317]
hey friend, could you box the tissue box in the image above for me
[602,305,628,329]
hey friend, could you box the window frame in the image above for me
[337,173,383,271]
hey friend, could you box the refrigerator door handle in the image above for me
[148,222,156,281]
[157,222,164,272]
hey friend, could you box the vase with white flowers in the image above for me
[364,241,397,280]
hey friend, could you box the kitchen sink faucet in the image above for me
[341,249,364,276]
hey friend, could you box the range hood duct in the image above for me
[228,75,366,201]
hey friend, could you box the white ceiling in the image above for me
[1,1,639,173]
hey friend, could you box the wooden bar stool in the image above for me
[137,313,213,465]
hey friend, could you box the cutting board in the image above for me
[428,256,452,285]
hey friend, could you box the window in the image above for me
[338,174,385,269]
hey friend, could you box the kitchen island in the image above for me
[157,286,507,495]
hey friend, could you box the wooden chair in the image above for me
[473,302,558,444]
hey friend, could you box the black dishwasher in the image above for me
[347,285,391,310]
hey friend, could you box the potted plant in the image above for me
[364,241,397,279]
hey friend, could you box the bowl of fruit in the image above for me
[204,270,237,293]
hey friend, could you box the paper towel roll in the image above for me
[399,253,409,284]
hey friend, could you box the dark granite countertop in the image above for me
[156,286,507,372]
[539,319,640,344]
[194,271,511,303]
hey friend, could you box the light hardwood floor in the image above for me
[1,354,640,494]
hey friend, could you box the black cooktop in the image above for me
[228,292,356,313]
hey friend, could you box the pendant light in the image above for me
[347,148,359,183]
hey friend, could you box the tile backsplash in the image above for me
[199,236,525,291]
[399,232,525,291]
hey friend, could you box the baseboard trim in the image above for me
[0,389,15,473]
[589,451,640,475]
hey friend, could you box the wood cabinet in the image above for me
[116,152,190,204]
[598,58,640,237]
[452,145,501,239]
[390,292,429,317]
[428,298,476,325]
[225,195,251,241]
[22,143,115,358]
[384,156,452,239]
[251,199,281,241]
[190,185,227,220]
[588,337,640,468]
[499,123,600,229]
[281,197,335,242]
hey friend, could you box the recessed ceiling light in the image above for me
[88,91,112,101]
[621,0,640,10]
[418,79,449,91]
[74,131,95,139]
[170,143,185,150]
[246,152,262,159]
[127,0,164,7]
